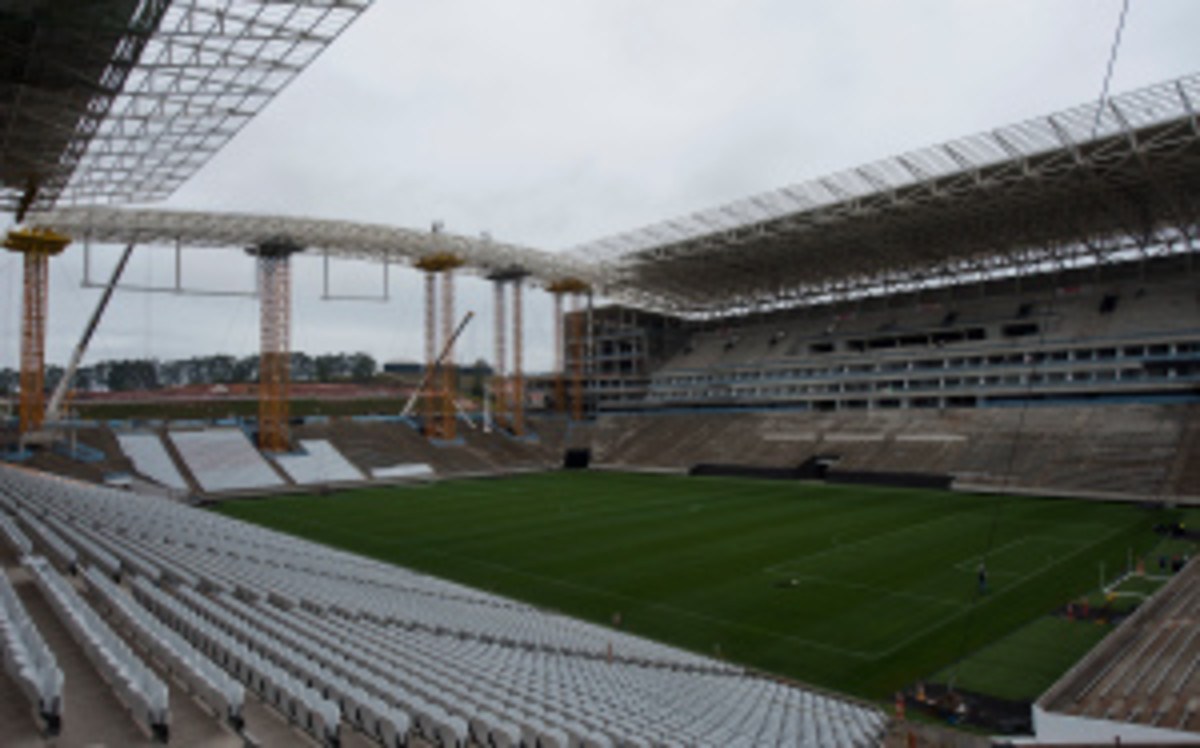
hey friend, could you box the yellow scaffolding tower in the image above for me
[4,227,71,436]
[248,240,300,452]
[416,251,465,440]
[546,278,590,420]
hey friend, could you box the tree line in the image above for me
[0,352,378,395]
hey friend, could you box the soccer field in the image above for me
[211,471,1170,700]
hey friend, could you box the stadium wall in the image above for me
[588,404,1200,503]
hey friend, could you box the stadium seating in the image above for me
[14,511,78,571]
[370,464,435,479]
[296,418,556,480]
[0,512,32,556]
[1038,558,1200,738]
[0,569,63,732]
[25,555,170,739]
[116,432,190,492]
[591,403,1198,501]
[0,463,888,747]
[271,439,364,484]
[169,428,284,493]
[640,267,1200,415]
[83,566,245,728]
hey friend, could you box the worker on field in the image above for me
[977,561,988,595]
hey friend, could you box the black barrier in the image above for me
[690,457,836,481]
[688,462,951,490]
[563,449,590,469]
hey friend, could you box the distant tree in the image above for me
[0,368,16,395]
[349,352,376,382]
[232,356,257,384]
[315,354,338,382]
[45,365,64,393]
[158,359,189,388]
[41,351,387,391]
[291,352,314,382]
[200,355,233,383]
[73,367,94,392]
[105,359,159,391]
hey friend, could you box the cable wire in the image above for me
[1092,0,1131,138]
[946,0,1133,693]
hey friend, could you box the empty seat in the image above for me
[0,570,63,733]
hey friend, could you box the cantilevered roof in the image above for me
[0,0,372,218]
[571,73,1200,316]
[23,70,1200,311]
[32,205,603,287]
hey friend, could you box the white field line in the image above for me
[870,524,1131,660]
[951,536,1081,577]
[763,510,983,575]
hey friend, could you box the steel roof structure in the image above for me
[1,0,372,218]
[570,72,1200,317]
[31,205,603,287]
[17,51,1200,314]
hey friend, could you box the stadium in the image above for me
[1,2,1198,747]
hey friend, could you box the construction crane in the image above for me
[43,243,135,426]
[401,310,474,420]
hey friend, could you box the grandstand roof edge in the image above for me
[565,71,1200,265]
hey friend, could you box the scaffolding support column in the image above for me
[547,278,591,421]
[492,279,507,428]
[586,289,594,418]
[423,271,437,436]
[570,293,585,422]
[415,247,465,440]
[489,268,529,436]
[4,227,71,437]
[20,252,50,434]
[512,277,525,436]
[440,268,456,440]
[553,291,565,414]
[248,240,301,453]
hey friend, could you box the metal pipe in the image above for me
[402,311,475,419]
[44,243,135,423]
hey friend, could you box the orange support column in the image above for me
[19,252,50,434]
[415,249,465,440]
[489,269,529,436]
[249,240,300,452]
[570,293,585,421]
[440,268,457,440]
[553,291,565,414]
[4,227,70,437]
[423,271,438,436]
[546,278,591,421]
[512,277,525,436]
[492,279,507,429]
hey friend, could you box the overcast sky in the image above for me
[3,0,1199,375]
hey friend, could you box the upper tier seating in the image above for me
[116,432,190,491]
[271,439,364,485]
[169,429,284,493]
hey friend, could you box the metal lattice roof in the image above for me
[22,69,1200,314]
[1,0,372,217]
[570,72,1200,316]
[30,205,604,287]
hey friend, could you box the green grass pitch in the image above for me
[211,471,1174,701]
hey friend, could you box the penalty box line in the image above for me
[951,535,1083,577]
